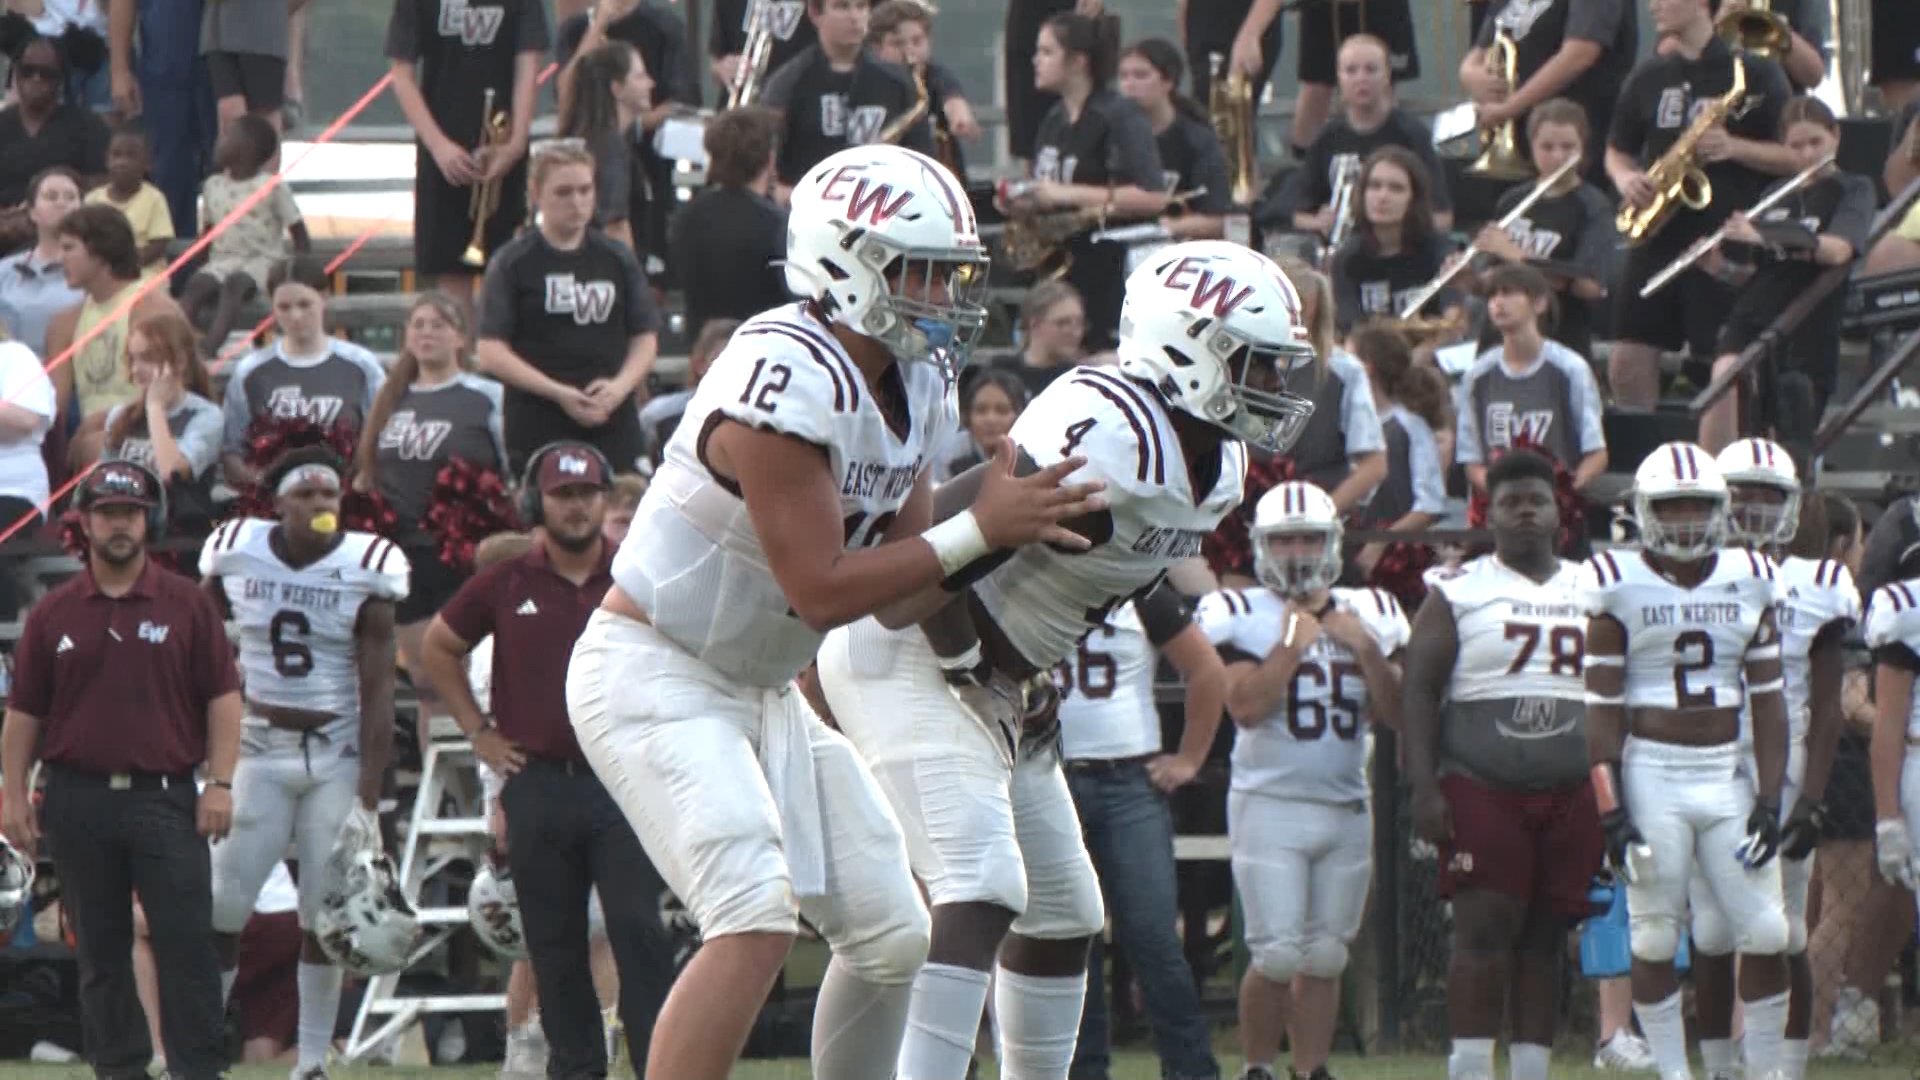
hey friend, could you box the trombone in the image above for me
[1396,154,1581,319]
[463,87,511,269]
[1638,152,1835,298]
[728,0,775,108]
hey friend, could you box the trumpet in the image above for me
[1208,53,1258,206]
[1617,57,1746,246]
[1638,152,1835,298]
[728,0,775,108]
[1397,154,1582,319]
[1718,0,1790,58]
[1469,29,1533,180]
[463,88,510,269]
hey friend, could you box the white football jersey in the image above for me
[1865,579,1920,739]
[613,302,956,688]
[200,518,410,719]
[1197,586,1409,803]
[976,366,1246,669]
[1055,601,1162,761]
[1774,556,1860,744]
[1430,555,1587,704]
[1575,548,1777,712]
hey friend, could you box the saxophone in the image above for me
[876,68,931,144]
[1617,57,1747,247]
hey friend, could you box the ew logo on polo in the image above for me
[437,0,503,46]
[543,275,617,326]
[820,165,914,227]
[137,621,170,645]
[1162,256,1252,318]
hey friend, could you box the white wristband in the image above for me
[924,509,991,578]
[939,641,985,673]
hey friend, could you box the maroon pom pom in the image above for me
[423,459,521,575]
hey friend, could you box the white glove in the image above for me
[1877,819,1917,889]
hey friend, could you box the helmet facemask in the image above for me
[1153,316,1316,452]
[840,227,990,379]
[1725,480,1800,549]
[1253,522,1343,597]
[1635,492,1728,562]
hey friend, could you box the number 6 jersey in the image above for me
[200,518,410,720]
[1197,586,1409,803]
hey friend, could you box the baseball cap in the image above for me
[81,462,158,508]
[536,446,610,494]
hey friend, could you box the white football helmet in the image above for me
[784,144,989,377]
[314,808,419,976]
[0,838,32,936]
[1252,481,1344,597]
[468,858,528,961]
[1117,241,1317,453]
[1715,438,1800,549]
[1633,442,1730,562]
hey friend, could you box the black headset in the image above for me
[518,440,614,528]
[75,460,169,540]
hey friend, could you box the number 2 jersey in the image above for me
[1197,586,1409,803]
[1865,579,1920,740]
[1574,547,1777,712]
[975,366,1247,670]
[612,302,956,688]
[200,518,411,722]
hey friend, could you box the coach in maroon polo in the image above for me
[0,460,242,1080]
[421,439,675,1077]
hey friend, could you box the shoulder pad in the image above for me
[198,518,265,578]
[340,534,411,602]
[1338,586,1411,652]
[1194,588,1260,647]
[710,314,864,447]
[1575,550,1629,617]
[1867,581,1920,650]
[1015,368,1171,496]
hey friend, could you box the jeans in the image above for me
[1067,761,1219,1080]
[135,0,216,240]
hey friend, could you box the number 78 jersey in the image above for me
[201,518,410,717]
[1574,548,1777,711]
[1197,585,1409,803]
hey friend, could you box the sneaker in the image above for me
[1594,1030,1657,1072]
[500,1020,549,1080]
[289,1066,329,1080]
[1237,1068,1277,1080]
[1819,986,1878,1060]
[603,1004,626,1071]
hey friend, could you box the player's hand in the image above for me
[1229,32,1264,80]
[1,791,37,858]
[430,137,481,187]
[1779,798,1825,861]
[473,727,527,777]
[1279,606,1322,654]
[1411,782,1452,844]
[1147,752,1202,793]
[970,439,1108,551]
[1318,607,1373,653]
[1616,169,1657,210]
[1695,125,1733,163]
[197,784,233,842]
[1737,796,1782,869]
[1876,819,1917,888]
[1600,808,1652,884]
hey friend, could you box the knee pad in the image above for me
[1690,904,1735,957]
[700,875,801,939]
[1301,936,1350,979]
[1786,911,1808,956]
[1251,938,1305,983]
[1008,859,1103,941]
[1736,909,1790,957]
[837,906,932,986]
[1629,913,1682,963]
[208,877,255,936]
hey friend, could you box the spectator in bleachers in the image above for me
[558,42,655,253]
[182,115,309,359]
[220,255,387,487]
[100,311,221,526]
[1329,145,1459,335]
[105,0,217,244]
[0,0,111,110]
[668,107,787,341]
[1114,39,1230,242]
[46,203,182,470]
[0,36,108,209]
[1274,259,1387,514]
[639,315,734,467]
[936,367,1026,482]
[1347,323,1451,579]
[1293,35,1450,244]
[710,0,816,102]
[83,123,172,274]
[868,0,980,179]
[992,279,1085,398]
[200,0,292,132]
[351,292,506,731]
[386,0,549,309]
[1453,263,1607,497]
[1866,100,1920,280]
[761,0,937,192]
[0,166,83,357]
[0,316,56,532]
[605,471,645,546]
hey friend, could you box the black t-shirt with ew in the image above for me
[1155,112,1232,216]
[386,0,552,147]
[761,46,936,183]
[1302,107,1453,212]
[709,0,817,72]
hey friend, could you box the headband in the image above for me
[276,463,342,497]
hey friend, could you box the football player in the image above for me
[1199,480,1406,1080]
[199,446,409,1080]
[563,143,1104,1080]
[1686,439,1858,1080]
[1401,449,1598,1080]
[818,239,1317,1080]
[1869,564,1920,899]
[1580,442,1791,1080]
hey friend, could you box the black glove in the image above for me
[1600,808,1648,884]
[1739,797,1782,869]
[1779,799,1826,861]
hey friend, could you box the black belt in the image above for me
[519,756,595,776]
[48,765,197,791]
[1064,753,1153,774]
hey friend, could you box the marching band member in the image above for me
[1294,35,1452,242]
[1329,146,1457,334]
[870,0,981,178]
[711,0,819,96]
[1457,0,1636,183]
[1117,39,1230,241]
[1177,0,1284,105]
[1287,0,1420,156]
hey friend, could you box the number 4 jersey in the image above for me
[1575,547,1777,712]
[1197,586,1409,803]
[200,518,411,719]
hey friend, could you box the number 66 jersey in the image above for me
[1574,548,1778,711]
[200,518,411,725]
[1196,586,1409,803]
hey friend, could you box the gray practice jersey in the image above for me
[222,340,388,453]
[1274,348,1384,496]
[102,391,224,478]
[1454,339,1606,470]
[372,373,509,527]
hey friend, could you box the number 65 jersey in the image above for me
[1574,548,1778,711]
[200,518,410,720]
[1197,586,1409,803]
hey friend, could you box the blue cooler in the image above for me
[1580,879,1688,978]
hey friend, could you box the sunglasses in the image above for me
[17,64,60,82]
